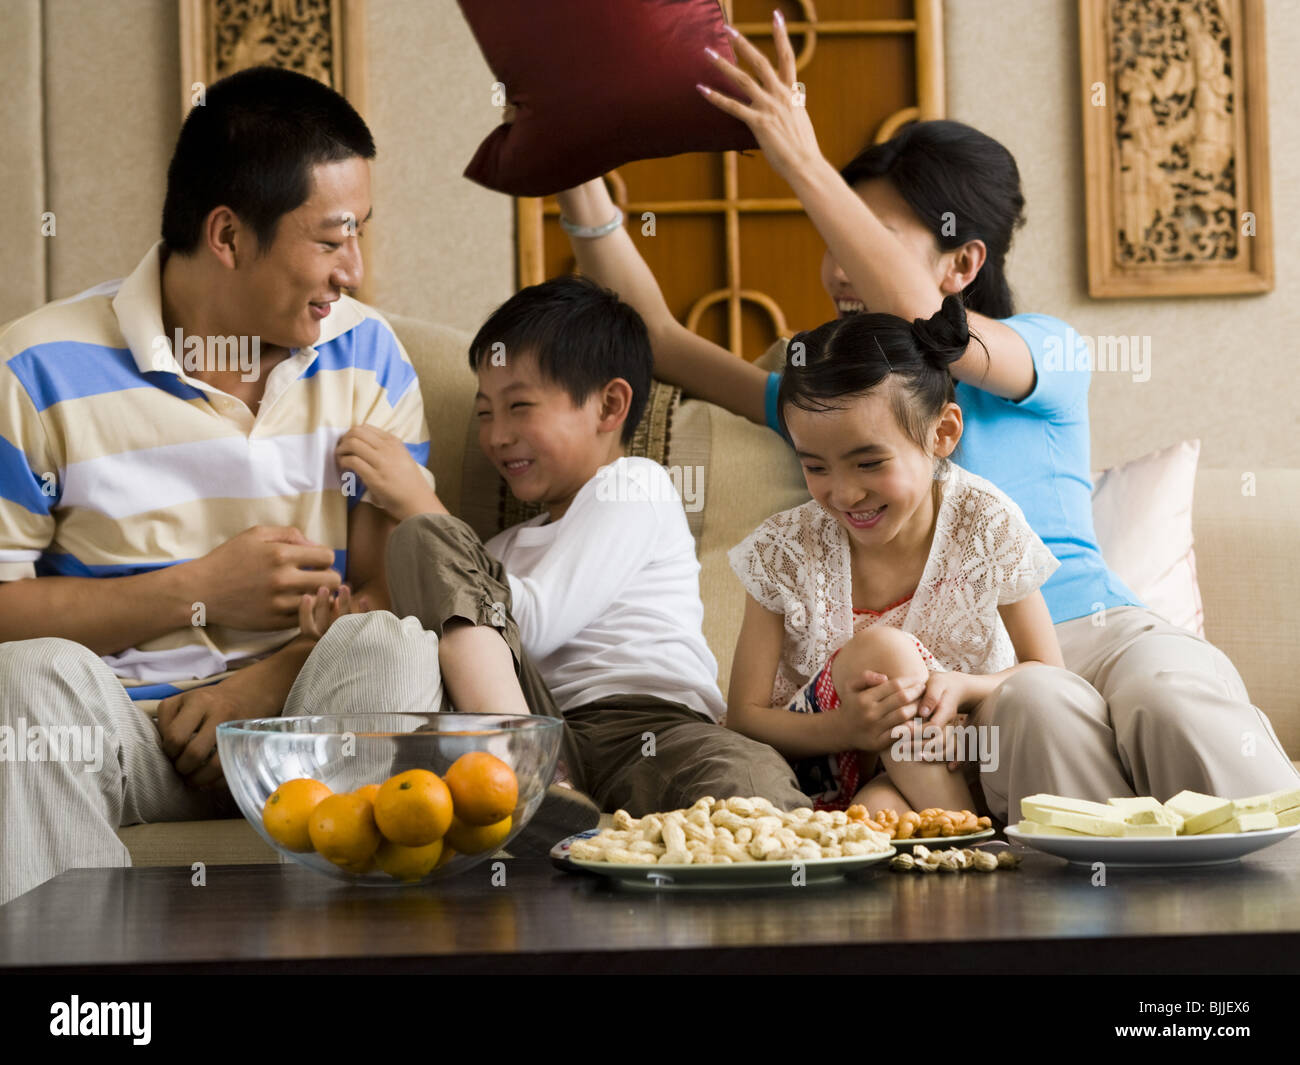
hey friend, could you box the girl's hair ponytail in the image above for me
[910,295,971,367]
[778,295,984,456]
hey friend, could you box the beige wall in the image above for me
[0,0,45,320]
[0,0,510,333]
[364,0,513,330]
[946,0,1300,471]
[2,0,1295,469]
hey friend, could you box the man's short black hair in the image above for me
[161,65,375,255]
[467,276,653,446]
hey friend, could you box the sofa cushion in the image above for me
[117,819,280,867]
[457,0,757,196]
[383,312,476,518]
[1091,439,1205,637]
[1191,468,1300,754]
[696,401,808,701]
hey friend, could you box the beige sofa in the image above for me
[118,313,1300,866]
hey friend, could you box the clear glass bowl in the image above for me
[216,713,562,884]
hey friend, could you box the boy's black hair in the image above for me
[162,65,375,255]
[778,295,983,456]
[467,275,652,446]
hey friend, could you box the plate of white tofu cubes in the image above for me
[1003,787,1300,866]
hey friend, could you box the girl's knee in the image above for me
[835,625,925,681]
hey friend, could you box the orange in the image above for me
[333,852,377,876]
[353,783,381,804]
[374,769,454,846]
[444,752,518,825]
[374,837,444,882]
[263,778,332,852]
[308,792,382,871]
[444,813,513,855]
[436,844,457,868]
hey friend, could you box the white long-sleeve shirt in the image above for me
[485,456,725,720]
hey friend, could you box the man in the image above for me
[0,66,448,905]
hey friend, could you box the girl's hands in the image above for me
[697,10,824,187]
[918,670,997,725]
[916,671,967,731]
[298,583,372,641]
[916,671,997,770]
[837,669,929,753]
[335,425,441,522]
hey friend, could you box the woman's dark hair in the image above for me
[162,66,376,255]
[778,295,974,454]
[839,120,1026,320]
[467,275,652,446]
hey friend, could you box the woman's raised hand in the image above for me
[697,10,824,187]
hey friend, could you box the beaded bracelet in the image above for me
[558,207,625,239]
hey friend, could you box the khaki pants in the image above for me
[0,609,443,907]
[385,513,808,816]
[970,606,1300,823]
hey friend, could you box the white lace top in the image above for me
[727,459,1061,707]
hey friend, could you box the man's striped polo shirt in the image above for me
[0,241,436,710]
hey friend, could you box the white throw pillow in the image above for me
[1091,439,1205,636]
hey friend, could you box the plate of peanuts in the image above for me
[847,805,995,846]
[552,795,896,888]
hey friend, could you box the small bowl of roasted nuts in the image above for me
[849,805,995,846]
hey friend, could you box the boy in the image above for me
[335,276,808,815]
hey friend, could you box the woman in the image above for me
[554,12,1299,819]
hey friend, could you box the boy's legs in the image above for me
[384,513,599,850]
[564,698,809,815]
[0,637,236,906]
[385,512,579,776]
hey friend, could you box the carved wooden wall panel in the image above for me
[1080,0,1272,297]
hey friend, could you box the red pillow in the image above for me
[458,0,757,196]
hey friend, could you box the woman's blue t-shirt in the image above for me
[764,313,1143,625]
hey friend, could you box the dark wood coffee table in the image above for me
[3,837,1299,974]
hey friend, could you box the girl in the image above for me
[726,296,1063,813]
[555,11,1300,816]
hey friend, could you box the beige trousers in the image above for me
[0,611,442,907]
[971,606,1300,823]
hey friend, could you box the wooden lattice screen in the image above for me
[516,0,945,359]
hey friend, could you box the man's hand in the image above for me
[836,670,929,753]
[156,636,316,788]
[336,425,444,522]
[179,525,341,631]
[157,680,257,789]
